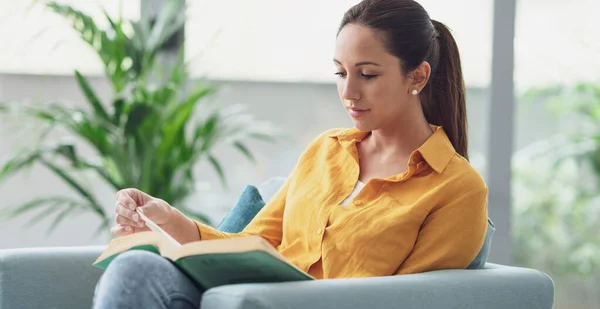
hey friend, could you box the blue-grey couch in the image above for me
[0,178,554,309]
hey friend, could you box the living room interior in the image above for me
[0,0,598,308]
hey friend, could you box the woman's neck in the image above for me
[363,115,433,159]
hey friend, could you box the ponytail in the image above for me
[422,20,468,160]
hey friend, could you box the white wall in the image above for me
[0,74,493,252]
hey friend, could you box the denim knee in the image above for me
[96,250,172,302]
[109,250,169,277]
[93,250,203,309]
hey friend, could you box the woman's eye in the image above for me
[334,72,377,79]
[361,73,377,80]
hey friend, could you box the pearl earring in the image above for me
[412,89,419,95]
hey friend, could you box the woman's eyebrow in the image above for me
[333,59,381,67]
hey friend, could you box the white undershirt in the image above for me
[339,181,366,206]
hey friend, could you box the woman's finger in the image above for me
[114,201,140,222]
[115,214,145,228]
[110,224,133,237]
[116,189,138,210]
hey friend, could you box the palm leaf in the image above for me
[19,103,113,156]
[52,144,122,189]
[157,85,215,156]
[46,2,130,91]
[112,98,125,126]
[22,104,63,122]
[102,155,130,188]
[46,3,106,58]
[146,0,186,51]
[4,196,74,218]
[82,161,121,189]
[67,114,111,156]
[39,158,105,217]
[74,70,110,122]
[129,21,150,64]
[46,204,79,235]
[101,10,132,91]
[248,132,281,143]
[124,103,154,136]
[26,203,63,227]
[233,141,256,163]
[165,47,188,90]
[208,154,227,188]
[0,149,43,183]
[102,9,120,33]
[194,112,221,154]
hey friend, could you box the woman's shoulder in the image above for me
[444,154,488,193]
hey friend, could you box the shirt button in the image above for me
[317,228,323,234]
[353,200,362,205]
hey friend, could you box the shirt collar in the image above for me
[329,125,456,174]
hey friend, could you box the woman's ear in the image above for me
[407,61,431,94]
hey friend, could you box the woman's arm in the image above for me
[194,177,291,247]
[395,186,489,275]
[192,129,337,246]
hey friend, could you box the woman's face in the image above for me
[334,24,414,132]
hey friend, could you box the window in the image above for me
[514,0,599,90]
[0,1,140,75]
[513,1,600,308]
[185,0,493,87]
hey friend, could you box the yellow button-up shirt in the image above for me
[196,125,489,279]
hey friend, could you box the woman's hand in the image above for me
[110,188,201,243]
[111,188,174,237]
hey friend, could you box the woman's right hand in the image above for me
[111,188,175,237]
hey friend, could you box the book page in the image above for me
[93,231,178,265]
[136,208,181,247]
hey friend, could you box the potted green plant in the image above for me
[0,0,279,237]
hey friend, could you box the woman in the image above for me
[92,0,488,307]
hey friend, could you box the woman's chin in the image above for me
[351,120,373,132]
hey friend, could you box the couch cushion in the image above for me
[217,185,266,233]
[467,218,496,269]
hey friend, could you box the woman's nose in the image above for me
[341,80,360,101]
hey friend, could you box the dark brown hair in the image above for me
[338,0,468,160]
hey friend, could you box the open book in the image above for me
[93,232,314,289]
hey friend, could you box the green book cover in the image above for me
[93,233,314,289]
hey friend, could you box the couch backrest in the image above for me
[256,177,287,202]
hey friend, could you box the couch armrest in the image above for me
[201,263,554,309]
[0,246,105,309]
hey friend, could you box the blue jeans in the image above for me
[92,250,204,309]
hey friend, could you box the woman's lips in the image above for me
[348,108,370,118]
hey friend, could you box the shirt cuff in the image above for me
[195,221,234,240]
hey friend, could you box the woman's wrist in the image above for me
[164,206,202,244]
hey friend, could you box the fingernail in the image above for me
[129,203,136,210]
[132,213,139,222]
[125,226,131,232]
[137,221,144,227]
